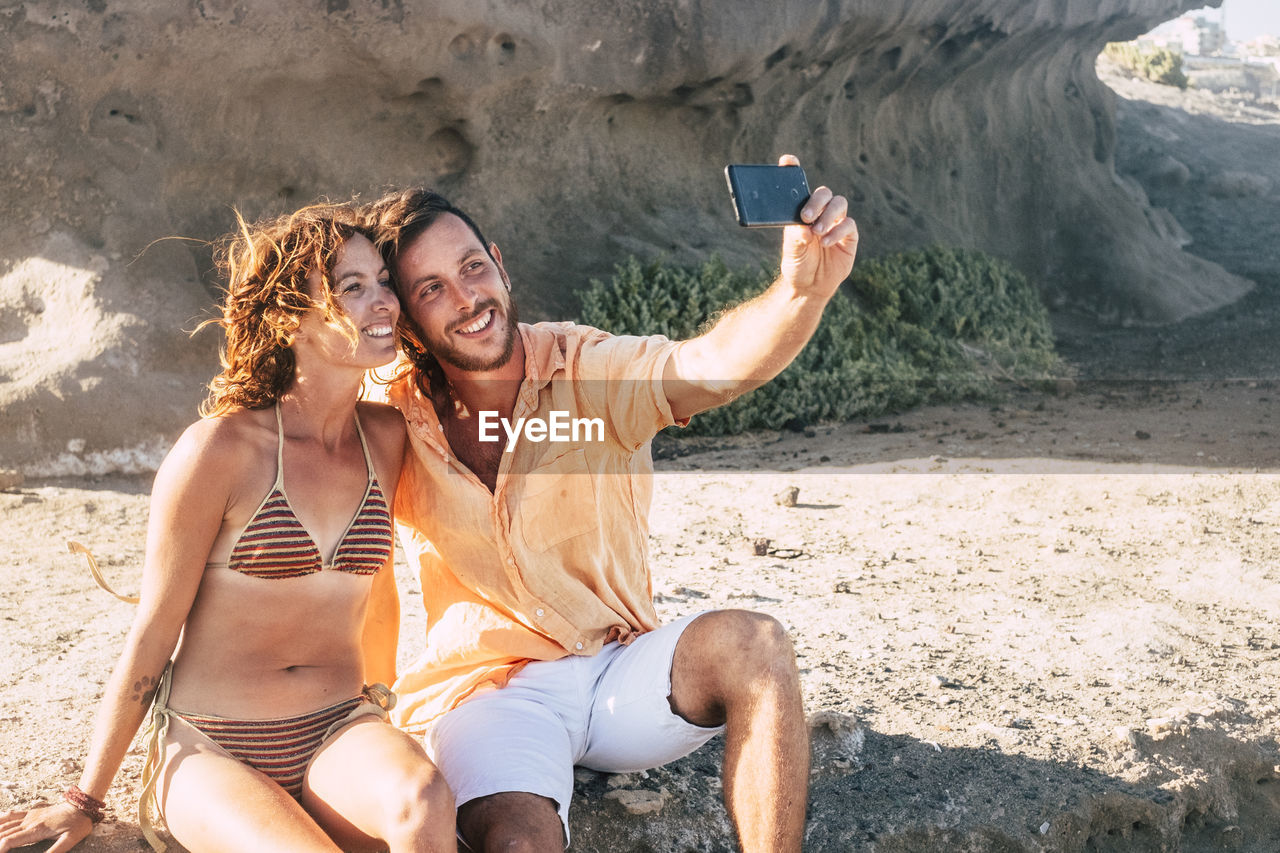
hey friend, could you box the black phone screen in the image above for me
[724,164,810,227]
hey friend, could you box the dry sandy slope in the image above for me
[2,381,1279,852]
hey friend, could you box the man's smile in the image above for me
[455,308,496,336]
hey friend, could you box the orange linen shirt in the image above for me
[383,322,684,733]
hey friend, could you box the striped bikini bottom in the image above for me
[137,664,394,852]
[173,696,370,798]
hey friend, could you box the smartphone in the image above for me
[724,164,810,227]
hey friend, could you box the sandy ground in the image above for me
[3,66,1280,853]
[3,380,1279,851]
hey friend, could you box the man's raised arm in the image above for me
[663,155,860,422]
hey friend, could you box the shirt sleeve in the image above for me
[573,327,688,451]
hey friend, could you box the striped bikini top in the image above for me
[213,405,394,579]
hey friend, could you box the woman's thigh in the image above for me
[303,716,454,850]
[159,715,341,853]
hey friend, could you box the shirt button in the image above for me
[535,608,545,618]
[575,642,584,650]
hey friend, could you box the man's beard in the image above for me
[430,296,520,373]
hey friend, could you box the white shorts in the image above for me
[425,611,724,842]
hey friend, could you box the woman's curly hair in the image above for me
[200,204,370,417]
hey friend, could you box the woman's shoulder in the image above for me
[148,408,276,509]
[186,407,273,447]
[164,409,275,476]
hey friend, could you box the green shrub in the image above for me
[578,247,1061,436]
[1104,42,1189,89]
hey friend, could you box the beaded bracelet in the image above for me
[63,785,105,824]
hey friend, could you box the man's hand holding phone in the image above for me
[726,154,858,301]
[787,176,857,299]
[664,155,860,420]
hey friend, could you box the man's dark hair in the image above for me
[362,188,495,401]
[364,188,492,267]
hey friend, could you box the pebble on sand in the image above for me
[775,486,800,507]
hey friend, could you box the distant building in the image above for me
[1242,35,1280,58]
[1143,14,1226,56]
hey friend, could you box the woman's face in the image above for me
[296,233,400,370]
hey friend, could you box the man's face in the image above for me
[393,213,518,374]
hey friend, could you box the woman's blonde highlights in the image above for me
[199,204,368,417]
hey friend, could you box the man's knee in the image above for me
[673,610,800,723]
[458,792,563,852]
[693,609,798,669]
[466,829,552,853]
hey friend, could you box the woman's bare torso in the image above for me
[165,405,390,719]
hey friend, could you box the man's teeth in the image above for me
[459,311,492,334]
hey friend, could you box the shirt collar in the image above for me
[518,322,567,394]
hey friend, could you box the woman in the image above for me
[0,206,455,852]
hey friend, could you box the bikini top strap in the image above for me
[273,401,287,482]
[352,406,376,479]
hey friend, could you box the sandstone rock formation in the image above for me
[0,0,1250,472]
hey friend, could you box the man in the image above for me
[365,155,857,852]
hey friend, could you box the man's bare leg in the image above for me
[669,609,809,852]
[457,791,563,853]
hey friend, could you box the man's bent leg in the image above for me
[668,609,808,853]
[457,792,563,853]
[578,613,724,774]
[427,663,584,850]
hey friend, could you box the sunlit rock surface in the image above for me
[0,0,1247,471]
